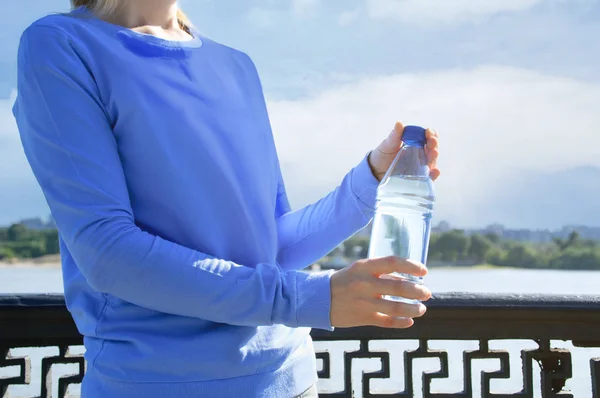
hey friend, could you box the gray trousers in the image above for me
[294,384,318,398]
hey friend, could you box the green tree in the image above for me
[427,234,442,261]
[484,232,501,244]
[7,223,28,242]
[581,239,598,249]
[468,234,493,263]
[0,247,16,260]
[485,247,507,266]
[553,231,580,252]
[44,230,60,255]
[505,244,539,268]
[550,247,600,270]
[430,230,470,263]
[28,241,46,258]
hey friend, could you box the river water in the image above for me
[1,266,599,397]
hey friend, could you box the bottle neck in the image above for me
[384,143,429,180]
[402,141,425,148]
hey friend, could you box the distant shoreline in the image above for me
[0,254,61,269]
[0,260,594,272]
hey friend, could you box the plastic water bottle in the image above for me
[368,125,436,304]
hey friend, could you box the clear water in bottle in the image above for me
[368,125,436,304]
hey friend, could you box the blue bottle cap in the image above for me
[402,125,427,147]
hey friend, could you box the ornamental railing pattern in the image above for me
[1,293,599,397]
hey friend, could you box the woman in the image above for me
[13,1,441,397]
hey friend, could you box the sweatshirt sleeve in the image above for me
[13,24,333,330]
[275,152,380,271]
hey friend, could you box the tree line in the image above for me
[333,230,600,271]
[2,223,599,271]
[0,224,59,260]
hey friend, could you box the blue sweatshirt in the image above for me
[13,7,378,398]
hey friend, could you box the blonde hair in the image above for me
[70,0,191,31]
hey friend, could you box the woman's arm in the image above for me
[275,155,379,271]
[274,124,440,272]
[13,23,332,330]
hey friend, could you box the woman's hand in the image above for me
[330,256,431,328]
[368,122,441,182]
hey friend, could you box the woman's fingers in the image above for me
[371,313,415,329]
[330,257,432,329]
[372,275,431,301]
[425,128,440,181]
[369,298,427,319]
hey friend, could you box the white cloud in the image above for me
[0,91,25,173]
[366,0,545,23]
[246,7,280,28]
[338,8,361,26]
[291,0,320,18]
[267,66,600,227]
[3,67,599,228]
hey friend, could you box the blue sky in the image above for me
[1,0,599,228]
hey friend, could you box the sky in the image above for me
[1,0,599,229]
